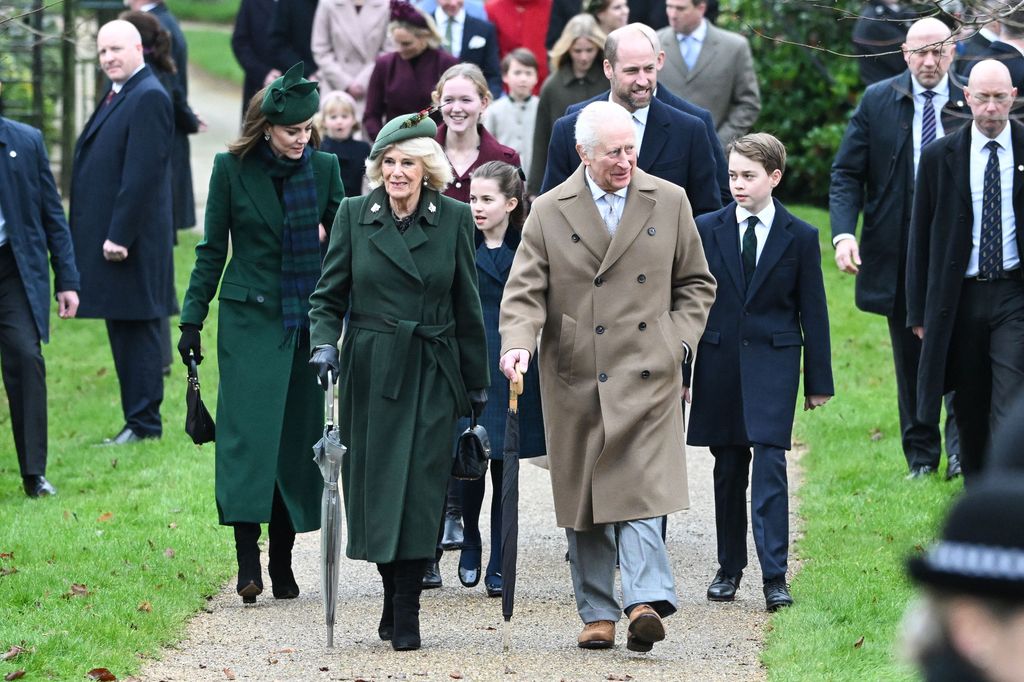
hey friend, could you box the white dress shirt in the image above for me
[608,94,649,152]
[911,73,949,175]
[112,63,146,93]
[967,123,1020,276]
[735,201,775,264]
[435,8,465,57]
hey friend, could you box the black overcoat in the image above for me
[830,71,969,317]
[232,0,283,110]
[70,66,177,320]
[906,121,1024,424]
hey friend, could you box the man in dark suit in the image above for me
[971,8,1024,93]
[0,102,80,497]
[830,18,967,480]
[907,59,1024,481]
[232,0,284,115]
[852,0,924,86]
[540,24,720,216]
[70,20,176,444]
[270,0,320,80]
[689,132,832,612]
[432,0,503,98]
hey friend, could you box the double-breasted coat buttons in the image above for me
[637,274,646,283]
[571,233,580,242]
[647,227,656,236]
[595,325,605,334]
[640,370,651,379]
[598,372,608,382]
[594,276,604,287]
[638,321,647,330]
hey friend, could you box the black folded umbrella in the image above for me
[500,368,524,651]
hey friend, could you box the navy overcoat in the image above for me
[70,66,177,321]
[688,201,834,449]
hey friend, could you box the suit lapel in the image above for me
[686,25,718,82]
[945,125,973,208]
[890,73,914,168]
[941,82,969,134]
[475,242,506,284]
[599,171,656,275]
[712,209,745,299]
[556,166,610,266]
[0,121,21,228]
[1011,122,1024,258]
[239,156,284,235]
[363,187,433,283]
[746,201,794,301]
[662,32,686,81]
[638,100,668,172]
[80,66,151,145]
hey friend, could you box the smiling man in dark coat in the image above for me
[70,20,175,444]
[0,100,80,497]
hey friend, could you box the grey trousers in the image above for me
[565,517,678,623]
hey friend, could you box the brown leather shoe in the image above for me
[577,620,615,649]
[627,604,666,652]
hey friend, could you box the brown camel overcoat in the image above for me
[499,165,716,530]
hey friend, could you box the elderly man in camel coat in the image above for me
[499,101,716,653]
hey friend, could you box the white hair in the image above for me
[575,101,636,157]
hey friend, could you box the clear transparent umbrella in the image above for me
[312,370,346,647]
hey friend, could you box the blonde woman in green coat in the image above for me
[177,64,344,605]
[309,111,490,651]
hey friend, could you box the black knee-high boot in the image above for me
[376,562,396,641]
[392,559,427,650]
[234,523,263,603]
[268,487,299,599]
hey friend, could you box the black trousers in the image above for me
[106,318,164,436]
[887,282,958,469]
[948,278,1024,480]
[0,244,47,477]
[711,444,788,582]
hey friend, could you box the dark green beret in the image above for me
[369,111,438,160]
[261,62,319,125]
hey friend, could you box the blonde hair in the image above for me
[432,63,491,108]
[549,13,606,72]
[315,90,359,137]
[389,11,443,49]
[365,137,454,191]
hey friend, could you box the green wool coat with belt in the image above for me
[309,186,489,563]
[180,150,344,531]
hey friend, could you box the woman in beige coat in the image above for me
[311,0,392,121]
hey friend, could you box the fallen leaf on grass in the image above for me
[0,552,12,559]
[163,548,175,558]
[65,583,90,598]
[96,367,107,377]
[0,567,17,577]
[4,670,25,680]
[223,668,236,680]
[87,668,117,680]
[97,512,114,523]
[869,428,883,442]
[854,636,865,648]
[137,601,152,613]
[1,646,26,661]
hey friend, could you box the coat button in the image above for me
[638,321,647,330]
[640,370,651,379]
[256,295,265,303]
[637,274,646,283]
[598,372,608,382]
[595,325,605,334]
[647,227,656,236]
[455,181,462,188]
[571,233,580,242]
[594,276,603,287]
[742,339,749,346]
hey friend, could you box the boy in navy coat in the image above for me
[688,133,834,611]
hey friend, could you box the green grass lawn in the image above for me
[0,231,235,680]
[184,28,244,86]
[174,0,240,24]
[764,206,959,681]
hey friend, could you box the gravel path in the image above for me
[146,67,789,682]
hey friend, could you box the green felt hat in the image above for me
[261,63,319,125]
[369,109,438,160]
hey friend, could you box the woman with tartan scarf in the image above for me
[177,63,345,605]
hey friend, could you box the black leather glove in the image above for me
[468,388,488,419]
[310,344,340,389]
[177,324,202,366]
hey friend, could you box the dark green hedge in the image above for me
[719,1,864,206]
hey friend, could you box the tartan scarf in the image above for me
[259,143,320,330]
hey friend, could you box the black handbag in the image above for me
[185,358,216,445]
[452,416,490,480]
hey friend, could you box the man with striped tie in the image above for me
[830,17,968,481]
[907,59,1024,482]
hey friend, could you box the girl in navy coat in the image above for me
[455,161,544,596]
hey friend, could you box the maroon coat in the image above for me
[363,48,459,141]
[436,123,521,204]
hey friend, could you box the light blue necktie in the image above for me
[681,35,699,70]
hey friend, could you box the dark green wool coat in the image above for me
[181,150,344,531]
[309,186,489,563]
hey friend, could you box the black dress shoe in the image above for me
[421,560,442,589]
[906,464,937,480]
[763,578,793,612]
[945,453,962,481]
[101,427,157,446]
[484,573,502,597]
[706,569,742,602]
[23,475,57,498]
[458,546,481,587]
[440,514,465,550]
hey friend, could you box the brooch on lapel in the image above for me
[1018,165,1024,172]
[428,202,436,213]
[370,203,381,213]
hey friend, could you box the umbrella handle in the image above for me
[512,366,524,396]
[325,369,335,428]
